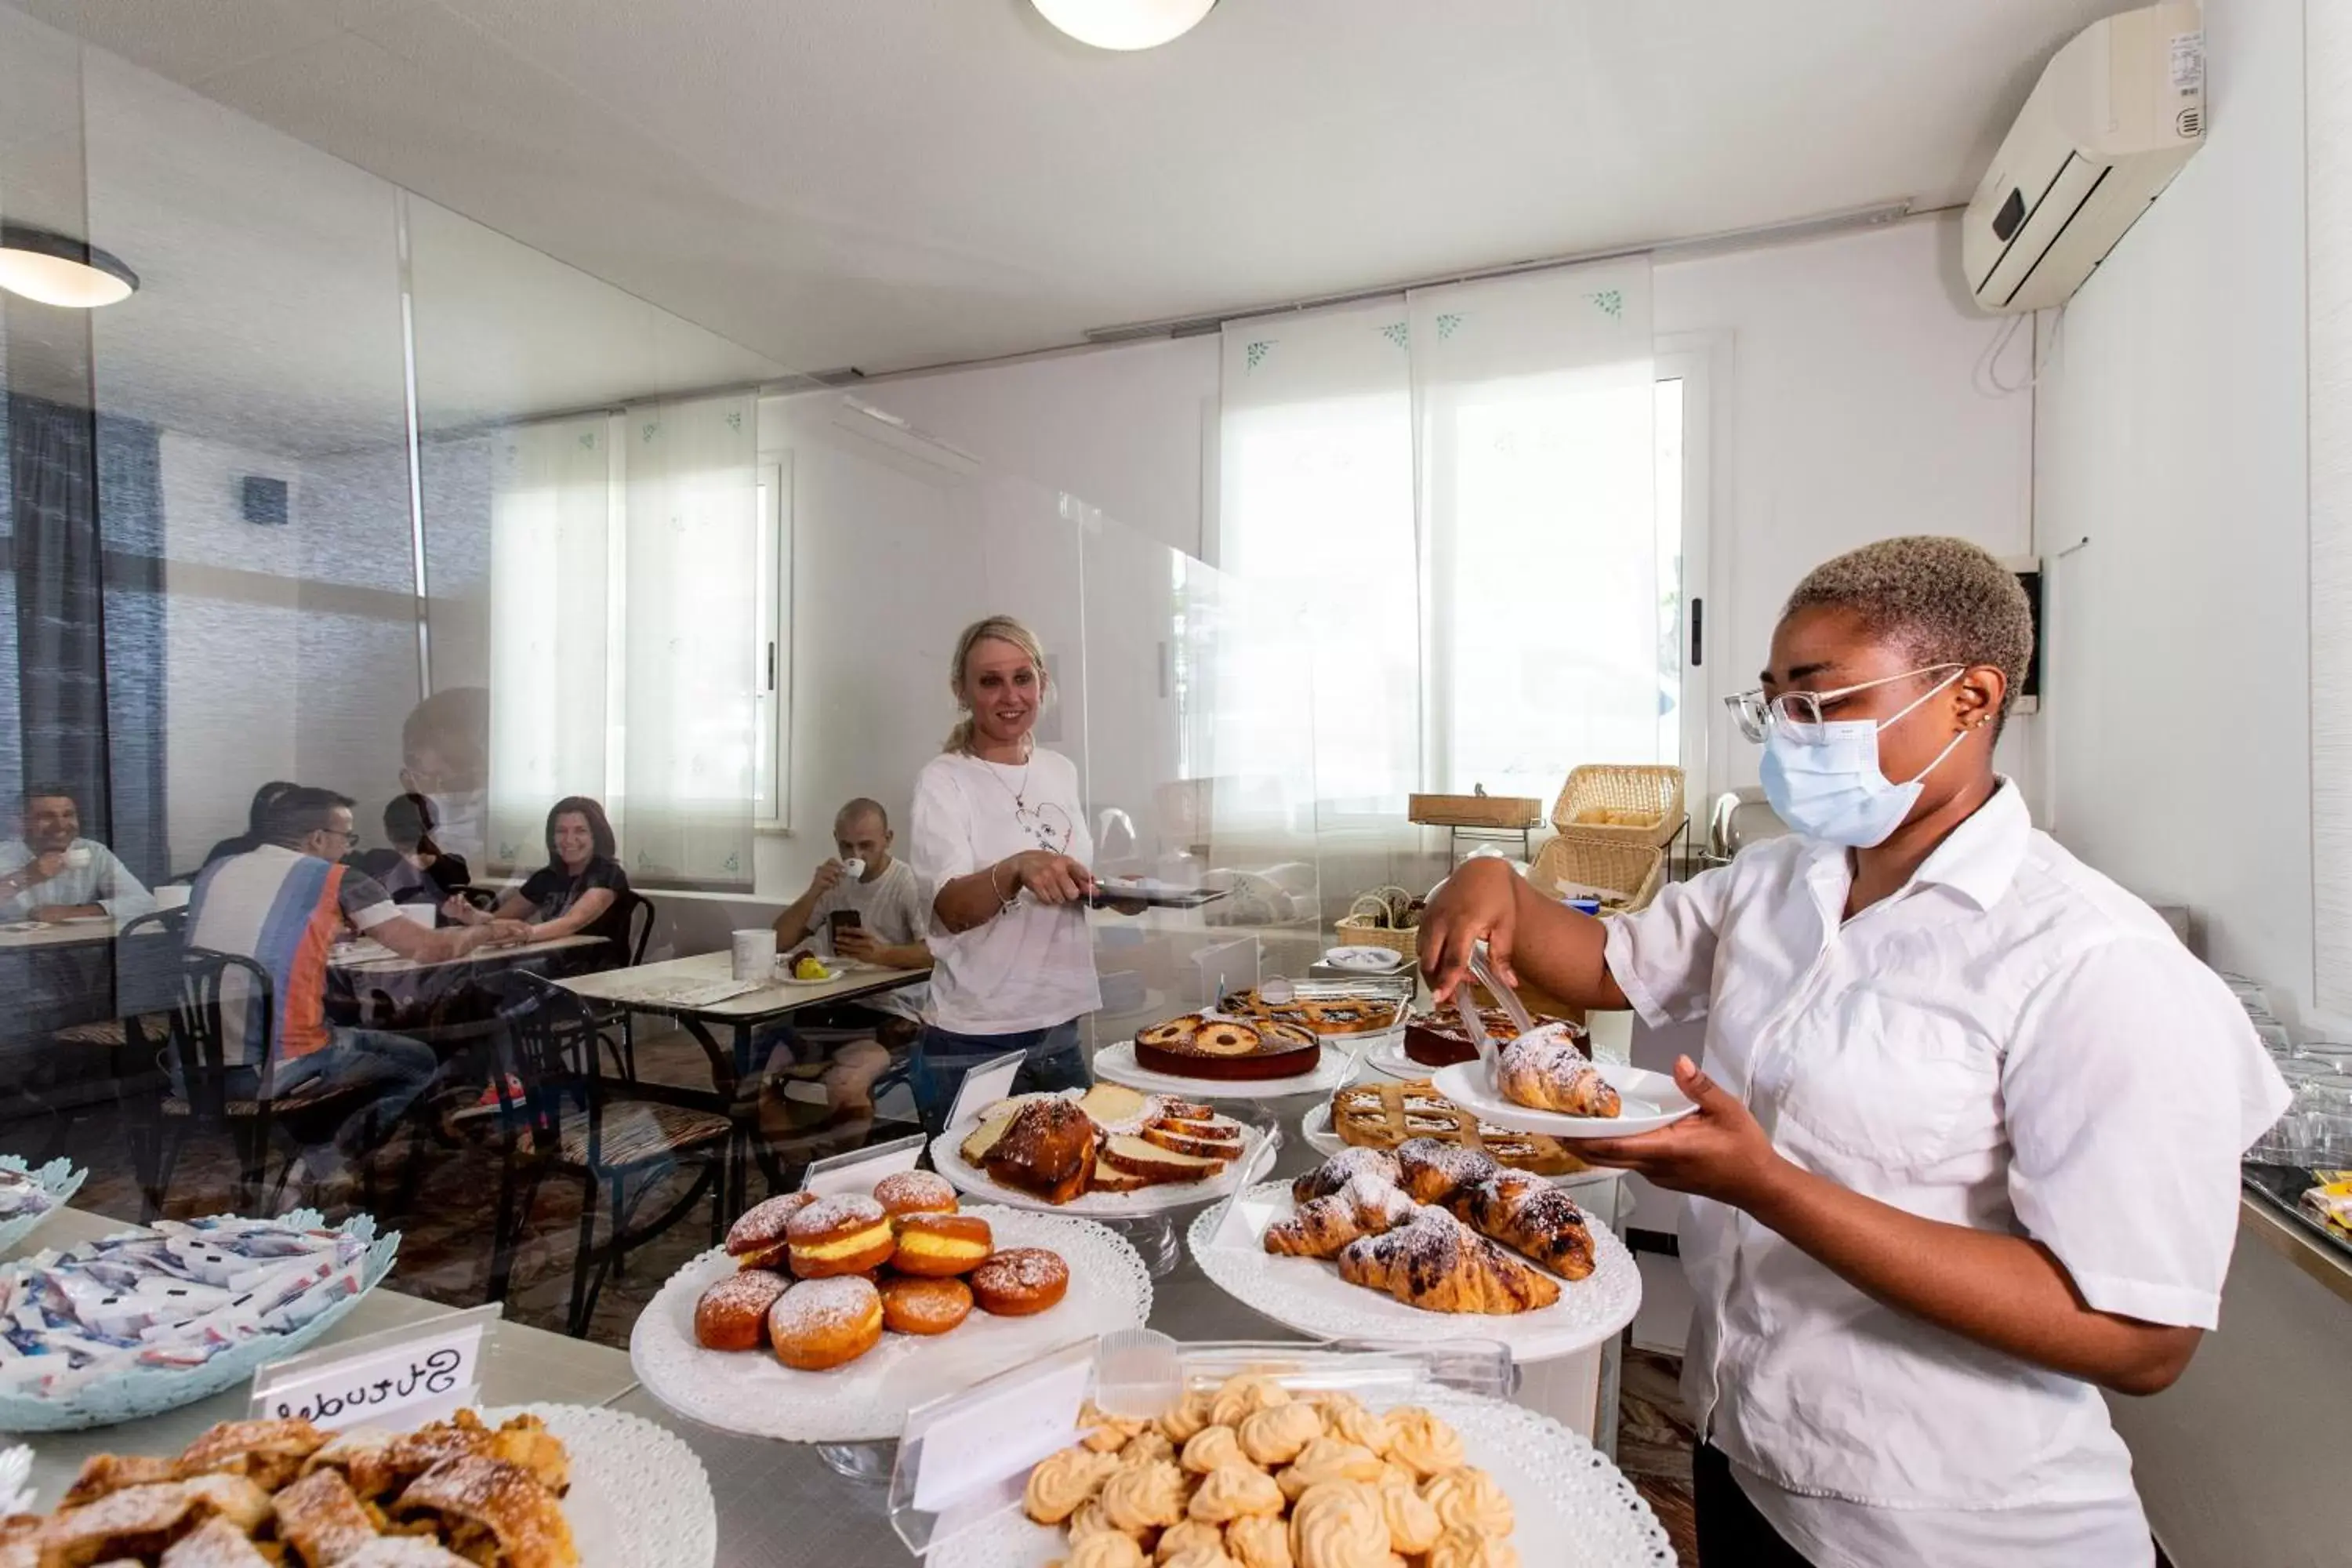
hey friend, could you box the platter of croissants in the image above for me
[928,1370,1675,1568]
[1430,1024,1698,1138]
[630,1173,1156,1444]
[1184,1143,1639,1358]
[2,1403,713,1568]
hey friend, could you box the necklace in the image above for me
[973,740,1069,853]
[974,738,1034,810]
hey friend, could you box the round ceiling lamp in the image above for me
[1031,0,1215,51]
[0,223,139,308]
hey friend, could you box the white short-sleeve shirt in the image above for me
[1602,780,2287,1566]
[909,749,1101,1036]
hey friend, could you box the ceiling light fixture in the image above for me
[0,223,139,308]
[1031,0,1214,51]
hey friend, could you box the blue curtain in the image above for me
[4,391,167,883]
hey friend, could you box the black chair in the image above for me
[143,948,370,1218]
[588,891,656,1083]
[474,969,729,1337]
[49,908,187,1176]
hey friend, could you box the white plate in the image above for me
[484,1403,715,1568]
[630,1206,1152,1443]
[1090,1038,1363,1101]
[931,1118,1269,1216]
[1187,1181,1640,1362]
[1363,1035,1444,1080]
[933,1388,1673,1568]
[1433,1060,1696,1138]
[58,915,112,927]
[1323,945,1409,971]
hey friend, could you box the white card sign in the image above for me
[909,1352,1093,1512]
[944,1048,1030,1131]
[250,1302,499,1428]
[798,1131,927,1199]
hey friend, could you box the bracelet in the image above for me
[987,859,1018,916]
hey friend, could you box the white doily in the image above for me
[930,1123,1271,1217]
[1295,1105,1624,1197]
[1186,1181,1641,1361]
[932,1388,1673,1568]
[630,1207,1152,1443]
[1090,1039,1364,1101]
[483,1403,716,1568]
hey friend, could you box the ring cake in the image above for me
[1132,1013,1322,1081]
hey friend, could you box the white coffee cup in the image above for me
[840,857,866,881]
[731,927,777,982]
[399,904,437,928]
[63,847,91,870]
[151,884,191,910]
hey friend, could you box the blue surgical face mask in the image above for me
[1759,671,1969,848]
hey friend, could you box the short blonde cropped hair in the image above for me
[1783,535,2034,720]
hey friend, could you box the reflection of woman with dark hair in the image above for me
[443,796,631,962]
[355,793,473,913]
[201,779,300,868]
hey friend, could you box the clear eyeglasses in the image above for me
[1724,663,1964,742]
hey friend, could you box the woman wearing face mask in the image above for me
[909,615,1102,1129]
[1421,537,2286,1568]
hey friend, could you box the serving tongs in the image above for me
[1455,943,1539,1071]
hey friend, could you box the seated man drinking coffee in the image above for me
[764,798,933,1146]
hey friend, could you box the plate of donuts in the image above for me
[630,1182,1154,1444]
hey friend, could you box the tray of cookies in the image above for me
[9,1402,713,1567]
[1304,1080,1599,1182]
[930,1085,1272,1213]
[1185,1142,1640,1360]
[630,1172,1153,1444]
[1432,1024,1698,1138]
[920,1346,1673,1568]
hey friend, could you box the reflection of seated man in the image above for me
[354,793,474,916]
[190,786,529,1208]
[0,785,155,924]
[764,800,933,1144]
[201,780,299,869]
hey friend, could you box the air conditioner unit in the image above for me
[1963,2,2205,314]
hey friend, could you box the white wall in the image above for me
[2034,0,2315,1025]
[2030,3,2346,1564]
[1654,213,2041,809]
[858,215,2042,818]
[856,338,1218,561]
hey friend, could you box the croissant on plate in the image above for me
[1335,1207,1560,1315]
[1264,1175,1415,1259]
[1448,1173,1595,1281]
[1494,1038,1621,1118]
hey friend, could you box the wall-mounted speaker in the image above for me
[241,475,289,527]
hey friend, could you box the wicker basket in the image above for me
[1409,792,1544,829]
[1548,764,1686,847]
[1528,833,1667,915]
[1334,891,1421,964]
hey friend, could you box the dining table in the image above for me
[557,951,927,1205]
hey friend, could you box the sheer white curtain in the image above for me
[1218,301,1419,822]
[486,413,613,869]
[1216,258,1660,827]
[1412,260,1658,800]
[620,391,759,888]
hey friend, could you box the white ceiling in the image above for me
[9,0,2122,379]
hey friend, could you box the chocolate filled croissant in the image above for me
[1447,1174,1595,1281]
[1334,1208,1560,1315]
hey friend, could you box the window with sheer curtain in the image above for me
[1218,260,1667,825]
[485,391,771,889]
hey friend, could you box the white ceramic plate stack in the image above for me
[931,1389,1675,1568]
[630,1207,1153,1444]
[930,1121,1273,1217]
[1088,1038,1366,1101]
[1186,1181,1641,1362]
[484,1403,717,1568]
